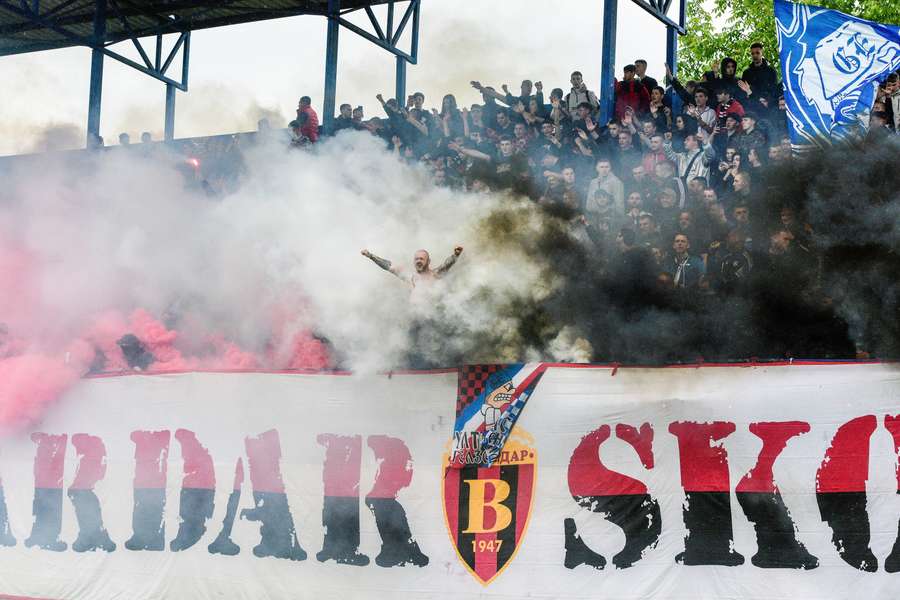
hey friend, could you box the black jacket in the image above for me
[741,59,780,101]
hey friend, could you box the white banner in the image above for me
[0,363,899,599]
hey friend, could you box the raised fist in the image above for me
[454,246,464,256]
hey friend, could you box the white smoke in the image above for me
[0,131,579,379]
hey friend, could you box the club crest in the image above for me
[442,428,537,585]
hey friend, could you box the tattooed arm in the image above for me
[361,249,410,283]
[434,246,464,278]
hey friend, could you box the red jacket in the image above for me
[716,99,744,122]
[299,106,319,142]
[615,79,650,120]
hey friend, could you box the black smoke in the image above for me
[421,138,900,366]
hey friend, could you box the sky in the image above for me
[0,0,676,156]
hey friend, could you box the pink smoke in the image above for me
[0,354,83,431]
[0,259,332,431]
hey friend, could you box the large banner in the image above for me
[775,0,900,147]
[0,363,899,599]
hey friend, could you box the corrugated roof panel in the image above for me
[0,0,392,56]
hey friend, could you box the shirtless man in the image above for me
[361,246,463,287]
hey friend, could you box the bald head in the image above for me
[413,249,431,272]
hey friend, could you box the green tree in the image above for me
[678,0,900,80]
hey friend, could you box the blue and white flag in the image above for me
[775,0,900,147]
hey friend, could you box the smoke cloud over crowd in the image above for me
[0,132,560,429]
[0,132,897,430]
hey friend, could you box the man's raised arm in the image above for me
[471,81,511,105]
[361,249,404,278]
[434,246,464,277]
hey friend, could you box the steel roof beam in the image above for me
[334,0,418,63]
[630,0,686,34]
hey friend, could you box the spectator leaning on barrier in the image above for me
[293,96,320,143]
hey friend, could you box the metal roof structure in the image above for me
[0,1,393,56]
[0,0,420,147]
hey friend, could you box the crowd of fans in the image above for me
[289,44,898,323]
[60,47,899,360]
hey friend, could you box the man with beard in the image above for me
[361,246,464,289]
[361,246,465,368]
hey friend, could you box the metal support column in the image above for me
[395,56,406,105]
[86,0,106,147]
[164,83,176,141]
[323,0,341,134]
[599,0,618,125]
[666,25,681,116]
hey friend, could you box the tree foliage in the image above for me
[678,0,900,80]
